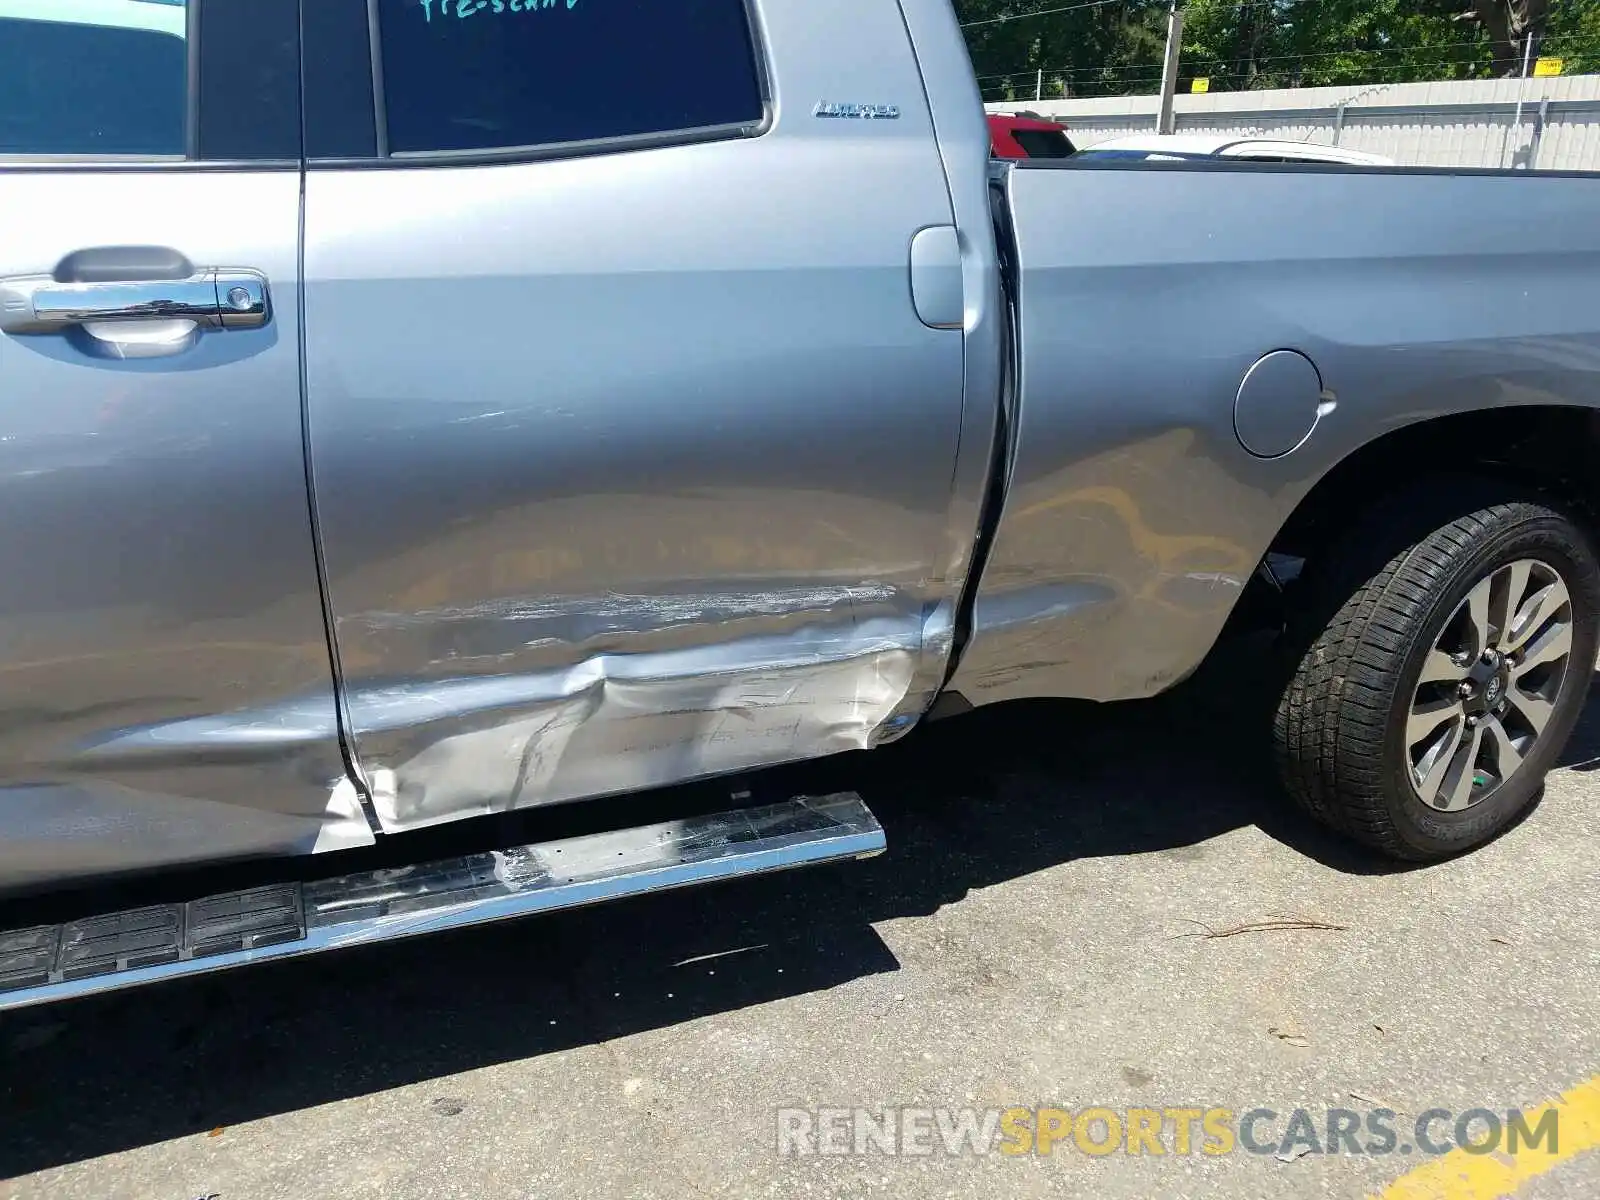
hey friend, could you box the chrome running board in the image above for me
[0,792,883,1011]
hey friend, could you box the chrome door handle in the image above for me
[0,269,270,335]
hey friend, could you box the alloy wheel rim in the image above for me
[1406,558,1573,812]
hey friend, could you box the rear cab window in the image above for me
[1013,128,1075,159]
[1072,149,1206,162]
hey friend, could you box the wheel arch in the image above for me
[1267,442,1600,859]
[1273,406,1600,562]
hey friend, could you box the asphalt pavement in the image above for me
[3,649,1597,1199]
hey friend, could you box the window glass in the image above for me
[1013,129,1075,159]
[1073,149,1203,162]
[0,0,188,157]
[377,0,764,156]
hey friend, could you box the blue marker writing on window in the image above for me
[420,0,580,20]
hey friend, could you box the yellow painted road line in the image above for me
[1374,1075,1600,1200]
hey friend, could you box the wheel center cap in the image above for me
[1464,656,1511,716]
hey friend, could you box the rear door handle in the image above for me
[0,269,270,335]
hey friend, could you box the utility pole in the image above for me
[1156,2,1184,135]
[1506,32,1537,168]
[1036,68,1044,103]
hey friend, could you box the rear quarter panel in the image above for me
[948,160,1600,705]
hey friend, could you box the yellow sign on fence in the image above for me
[1191,77,1210,94]
[1534,57,1564,77]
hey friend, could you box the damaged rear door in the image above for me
[301,0,969,832]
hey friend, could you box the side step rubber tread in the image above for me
[0,793,882,1010]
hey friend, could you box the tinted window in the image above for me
[1013,129,1075,159]
[377,0,764,156]
[0,3,188,157]
[1235,154,1343,165]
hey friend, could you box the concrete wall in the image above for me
[987,76,1600,170]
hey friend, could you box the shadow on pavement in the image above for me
[1556,669,1600,772]
[3,660,1597,1178]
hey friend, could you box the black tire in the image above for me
[1274,479,1600,861]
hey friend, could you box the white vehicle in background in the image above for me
[1075,134,1394,166]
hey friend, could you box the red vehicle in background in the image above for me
[987,113,1076,159]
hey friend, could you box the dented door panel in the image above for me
[950,161,1600,708]
[304,0,969,832]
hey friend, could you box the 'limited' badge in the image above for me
[813,102,902,121]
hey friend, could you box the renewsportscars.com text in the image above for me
[776,1105,1561,1159]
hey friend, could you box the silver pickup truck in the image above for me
[2,0,1599,1008]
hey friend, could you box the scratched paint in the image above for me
[351,615,922,833]
[356,583,903,635]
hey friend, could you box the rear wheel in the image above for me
[1274,484,1600,860]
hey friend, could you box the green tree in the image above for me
[1420,0,1547,76]
[960,0,1172,100]
[956,0,1600,96]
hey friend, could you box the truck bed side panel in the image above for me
[950,160,1600,706]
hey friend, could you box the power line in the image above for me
[1202,38,1486,65]
[976,32,1583,82]
[961,0,1319,28]
[980,49,1467,82]
[960,0,1123,29]
[978,50,1558,96]
[1187,38,1501,69]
